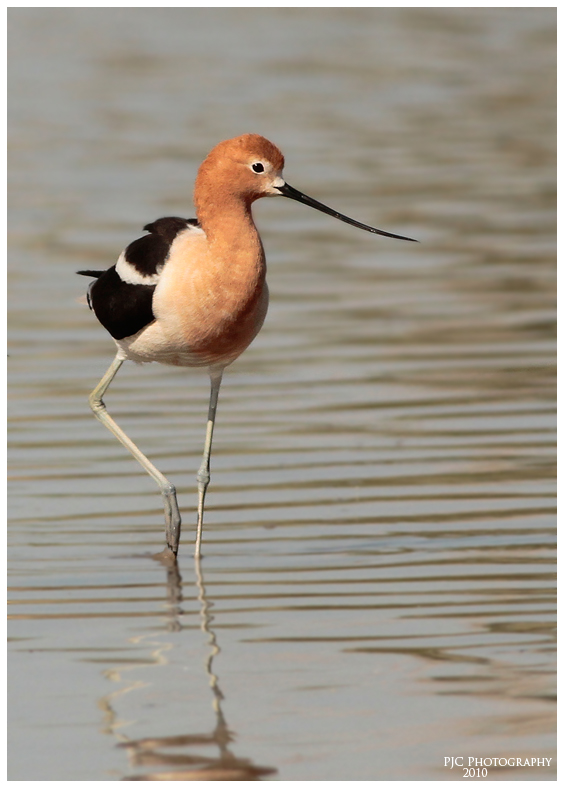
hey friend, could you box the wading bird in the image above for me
[79,134,416,558]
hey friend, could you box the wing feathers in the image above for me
[77,216,199,340]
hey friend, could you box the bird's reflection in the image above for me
[102,550,276,781]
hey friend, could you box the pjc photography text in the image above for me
[444,756,552,778]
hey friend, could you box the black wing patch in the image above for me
[144,216,199,239]
[126,217,199,278]
[77,216,200,340]
[85,266,156,340]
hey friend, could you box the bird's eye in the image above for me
[251,162,265,173]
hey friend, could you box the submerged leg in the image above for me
[195,369,223,558]
[89,353,182,554]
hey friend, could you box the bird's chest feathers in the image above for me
[153,232,266,350]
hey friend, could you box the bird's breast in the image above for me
[151,231,269,367]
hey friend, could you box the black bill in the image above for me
[276,182,417,242]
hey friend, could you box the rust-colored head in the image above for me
[194,133,418,242]
[195,134,286,212]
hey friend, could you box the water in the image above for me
[8,8,556,781]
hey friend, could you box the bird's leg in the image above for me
[195,369,223,558]
[89,353,182,555]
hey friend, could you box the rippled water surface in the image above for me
[8,8,556,781]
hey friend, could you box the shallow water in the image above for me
[8,7,556,781]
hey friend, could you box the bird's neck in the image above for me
[195,189,266,280]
